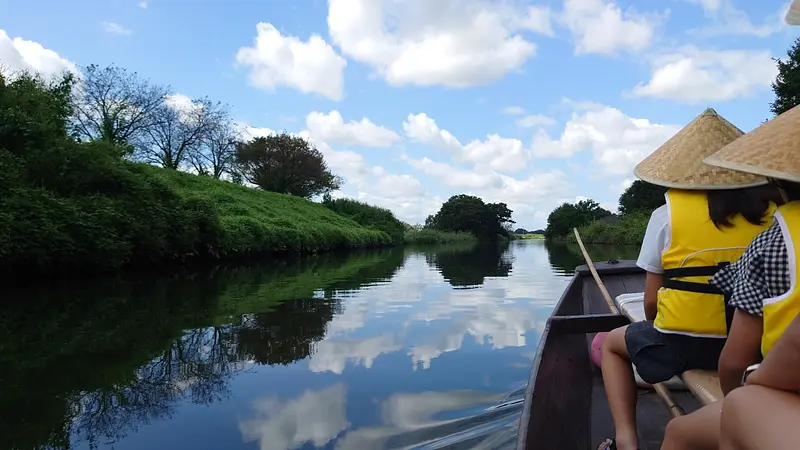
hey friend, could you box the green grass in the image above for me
[403,228,477,245]
[143,166,392,256]
[567,212,650,245]
[320,197,406,244]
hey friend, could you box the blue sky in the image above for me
[1,0,796,229]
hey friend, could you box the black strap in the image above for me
[662,266,723,278]
[662,262,734,333]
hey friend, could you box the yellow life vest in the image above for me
[762,201,800,357]
[654,189,777,337]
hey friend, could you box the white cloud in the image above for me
[501,106,525,115]
[630,46,778,103]
[531,103,680,176]
[560,0,664,54]
[516,114,555,128]
[0,29,76,79]
[403,113,530,172]
[236,22,346,101]
[101,21,132,36]
[233,121,275,140]
[139,0,148,8]
[686,0,789,37]
[327,0,553,88]
[462,134,529,172]
[306,110,400,147]
[403,113,462,151]
[239,383,349,450]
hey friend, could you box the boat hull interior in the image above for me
[516,260,702,450]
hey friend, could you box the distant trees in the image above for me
[770,37,800,117]
[618,180,667,215]
[235,132,342,198]
[544,199,612,239]
[426,194,514,238]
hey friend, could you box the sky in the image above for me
[1,0,797,229]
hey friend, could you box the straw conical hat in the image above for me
[633,108,768,190]
[704,104,800,184]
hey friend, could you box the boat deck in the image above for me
[584,263,702,450]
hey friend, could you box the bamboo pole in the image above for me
[573,228,685,418]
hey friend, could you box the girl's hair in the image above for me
[706,184,785,229]
[770,179,800,203]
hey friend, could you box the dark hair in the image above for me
[770,179,800,202]
[706,184,785,229]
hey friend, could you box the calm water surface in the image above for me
[2,240,638,450]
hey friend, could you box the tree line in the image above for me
[543,36,800,243]
[59,63,341,198]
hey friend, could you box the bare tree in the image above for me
[71,64,170,149]
[136,96,226,170]
[188,114,240,179]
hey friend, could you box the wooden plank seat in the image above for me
[681,369,723,406]
[613,293,687,391]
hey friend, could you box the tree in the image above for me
[618,180,667,215]
[234,132,342,198]
[544,199,612,239]
[426,194,514,238]
[770,37,800,117]
[70,64,170,150]
[136,96,227,170]
[188,116,240,179]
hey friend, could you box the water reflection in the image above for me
[1,240,638,449]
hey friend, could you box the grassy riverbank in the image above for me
[567,212,649,246]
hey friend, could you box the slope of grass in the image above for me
[403,228,477,244]
[142,165,392,256]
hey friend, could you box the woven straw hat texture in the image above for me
[634,108,768,190]
[704,104,800,184]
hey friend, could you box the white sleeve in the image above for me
[636,205,671,274]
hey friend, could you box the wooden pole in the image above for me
[573,228,685,418]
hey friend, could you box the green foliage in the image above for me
[618,180,667,215]
[771,37,800,117]
[321,195,406,244]
[0,71,391,277]
[403,228,477,245]
[235,132,342,198]
[426,194,514,238]
[144,166,391,255]
[544,199,612,239]
[567,211,650,245]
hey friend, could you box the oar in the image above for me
[573,228,685,418]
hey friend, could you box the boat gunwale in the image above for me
[516,260,644,449]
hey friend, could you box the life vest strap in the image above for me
[662,262,734,333]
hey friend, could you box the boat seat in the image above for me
[681,369,723,405]
[615,292,646,322]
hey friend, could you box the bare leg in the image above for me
[661,401,722,450]
[601,325,639,450]
[720,385,800,450]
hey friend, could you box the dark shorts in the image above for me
[624,321,726,384]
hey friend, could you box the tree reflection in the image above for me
[544,240,640,275]
[0,247,405,450]
[424,240,512,287]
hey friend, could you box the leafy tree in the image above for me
[426,194,514,238]
[514,228,529,234]
[234,132,342,198]
[544,199,612,239]
[136,96,228,170]
[771,37,800,117]
[70,64,170,150]
[618,180,667,215]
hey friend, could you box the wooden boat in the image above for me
[516,260,704,450]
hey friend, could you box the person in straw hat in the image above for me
[597,108,784,450]
[660,104,800,450]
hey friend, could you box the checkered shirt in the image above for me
[709,223,790,317]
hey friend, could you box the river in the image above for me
[2,239,639,450]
